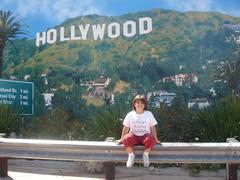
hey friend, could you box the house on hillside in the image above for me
[40,73,47,77]
[209,87,217,96]
[91,77,111,98]
[24,74,31,80]
[179,65,186,70]
[92,77,111,88]
[150,91,176,108]
[42,93,54,107]
[188,97,210,109]
[162,73,198,86]
[147,90,163,100]
[10,76,17,80]
[41,73,48,85]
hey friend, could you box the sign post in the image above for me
[0,79,34,115]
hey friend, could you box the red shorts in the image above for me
[123,133,156,150]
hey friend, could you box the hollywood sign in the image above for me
[36,17,152,47]
[223,24,240,32]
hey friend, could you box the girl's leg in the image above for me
[123,134,138,168]
[126,147,134,153]
[142,133,157,152]
[123,133,138,149]
[141,134,157,167]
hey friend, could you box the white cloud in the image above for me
[1,0,103,22]
[228,10,240,17]
[164,0,215,12]
[0,0,16,11]
[163,0,240,17]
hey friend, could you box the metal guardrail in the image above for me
[0,137,239,180]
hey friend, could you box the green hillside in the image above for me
[3,8,240,96]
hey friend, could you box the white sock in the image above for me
[127,152,135,168]
[129,152,134,157]
[143,151,150,167]
[143,151,149,156]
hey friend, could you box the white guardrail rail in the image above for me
[0,137,239,180]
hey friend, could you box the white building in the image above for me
[163,73,198,86]
[90,77,111,98]
[110,93,115,105]
[44,77,48,85]
[209,87,217,96]
[41,73,47,77]
[92,77,111,88]
[10,76,17,80]
[191,74,198,83]
[151,91,176,108]
[42,93,54,107]
[188,97,210,109]
[179,65,186,70]
[24,74,30,80]
[40,73,48,85]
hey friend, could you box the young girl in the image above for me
[117,94,160,168]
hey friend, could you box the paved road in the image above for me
[0,159,233,180]
[1,171,226,180]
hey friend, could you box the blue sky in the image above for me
[1,0,240,38]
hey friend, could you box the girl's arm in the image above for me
[150,126,161,144]
[117,126,129,144]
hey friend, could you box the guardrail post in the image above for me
[226,138,239,180]
[0,157,8,177]
[0,134,8,177]
[226,163,238,180]
[104,137,116,180]
[104,162,115,180]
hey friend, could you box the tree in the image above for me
[211,58,240,98]
[0,10,25,77]
[23,107,81,140]
[152,98,199,142]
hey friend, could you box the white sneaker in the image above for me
[126,153,135,168]
[143,152,150,167]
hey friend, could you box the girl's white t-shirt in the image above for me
[123,110,158,136]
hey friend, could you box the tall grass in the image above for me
[85,108,123,140]
[199,97,240,142]
[0,105,22,136]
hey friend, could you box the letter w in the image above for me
[92,24,106,40]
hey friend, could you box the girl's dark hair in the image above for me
[132,94,148,110]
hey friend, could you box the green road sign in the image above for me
[0,79,34,115]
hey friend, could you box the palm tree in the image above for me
[85,108,123,140]
[0,10,25,77]
[211,58,240,98]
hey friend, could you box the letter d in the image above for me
[139,17,152,35]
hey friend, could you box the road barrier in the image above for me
[0,137,239,180]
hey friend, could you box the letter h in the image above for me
[36,32,46,47]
